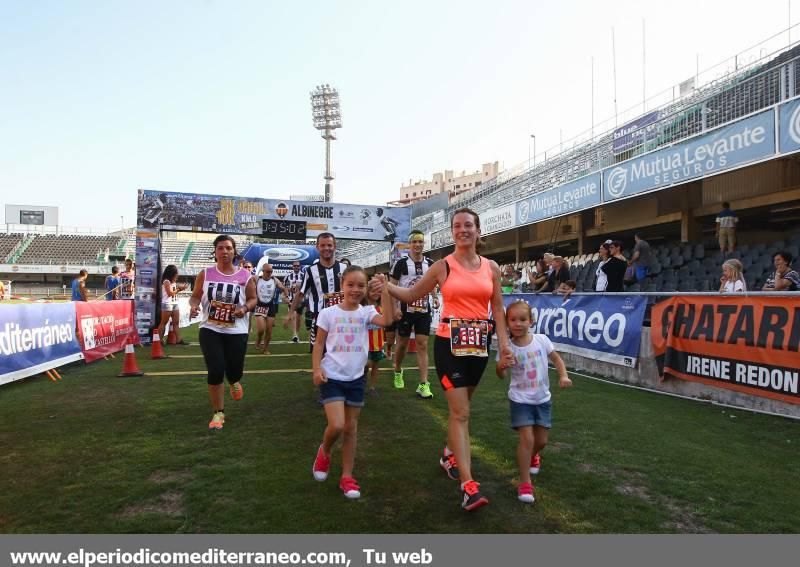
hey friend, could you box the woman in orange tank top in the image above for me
[384,207,513,511]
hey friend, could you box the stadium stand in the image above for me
[0,233,23,262]
[15,235,121,265]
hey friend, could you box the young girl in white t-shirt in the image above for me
[496,300,572,504]
[311,267,393,499]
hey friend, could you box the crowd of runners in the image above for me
[187,207,572,511]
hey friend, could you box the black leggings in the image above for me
[199,328,249,386]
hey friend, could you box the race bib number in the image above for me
[323,292,344,308]
[449,319,490,357]
[208,300,236,327]
[254,304,269,316]
[407,297,429,313]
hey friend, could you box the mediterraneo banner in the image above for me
[137,190,411,242]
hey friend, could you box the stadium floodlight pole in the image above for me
[310,84,342,202]
[530,134,536,169]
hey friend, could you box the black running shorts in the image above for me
[433,336,489,390]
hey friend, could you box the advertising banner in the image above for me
[515,173,601,227]
[137,190,411,242]
[603,109,776,203]
[479,204,516,235]
[75,301,139,363]
[504,294,647,367]
[431,228,453,250]
[778,96,800,155]
[0,303,83,386]
[651,296,800,404]
[134,228,160,343]
[613,110,663,155]
[390,242,411,267]
[243,244,320,278]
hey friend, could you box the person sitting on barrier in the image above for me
[762,251,800,291]
[158,264,189,344]
[719,259,746,293]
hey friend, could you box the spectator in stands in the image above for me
[0,279,5,301]
[513,269,524,293]
[538,256,570,294]
[557,280,576,302]
[105,266,120,300]
[119,258,135,300]
[715,202,738,255]
[719,259,746,293]
[762,251,800,291]
[629,233,652,282]
[595,242,612,292]
[500,264,515,294]
[71,269,89,302]
[339,258,352,267]
[602,241,627,292]
[158,264,189,344]
[526,259,548,292]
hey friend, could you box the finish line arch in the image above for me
[133,189,411,342]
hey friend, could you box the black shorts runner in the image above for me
[433,336,489,390]
[254,301,278,318]
[397,312,432,337]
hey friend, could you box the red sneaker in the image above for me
[439,452,459,481]
[518,481,535,503]
[312,445,330,481]
[530,453,541,475]
[229,382,244,401]
[339,477,361,499]
[461,480,489,511]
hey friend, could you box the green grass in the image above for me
[0,305,797,533]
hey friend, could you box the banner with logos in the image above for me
[504,293,647,367]
[75,301,139,363]
[778,96,800,155]
[0,303,83,385]
[242,244,320,278]
[479,204,515,235]
[431,228,453,250]
[137,190,411,242]
[613,110,663,155]
[603,109,775,203]
[515,173,601,227]
[651,296,799,405]
[134,228,160,344]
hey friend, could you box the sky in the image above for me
[0,0,796,231]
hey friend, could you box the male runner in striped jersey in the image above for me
[390,230,439,398]
[283,260,305,343]
[290,233,348,352]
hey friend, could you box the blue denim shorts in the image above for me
[509,399,552,430]
[319,376,367,407]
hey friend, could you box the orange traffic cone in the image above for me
[408,331,417,353]
[166,322,177,345]
[151,331,168,360]
[118,336,145,377]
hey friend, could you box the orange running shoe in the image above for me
[230,382,244,401]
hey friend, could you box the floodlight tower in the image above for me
[310,84,342,202]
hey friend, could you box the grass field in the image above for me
[0,306,797,534]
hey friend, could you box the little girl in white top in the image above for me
[311,267,393,499]
[496,300,572,504]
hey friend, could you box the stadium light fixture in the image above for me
[310,84,343,202]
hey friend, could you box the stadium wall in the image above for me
[560,327,799,419]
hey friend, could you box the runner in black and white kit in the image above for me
[254,263,288,354]
[290,233,347,353]
[389,230,439,399]
[283,260,305,343]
